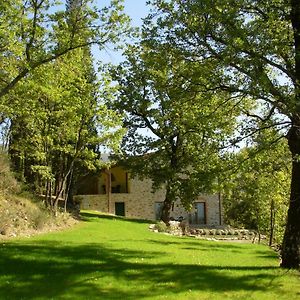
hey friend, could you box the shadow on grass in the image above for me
[147,238,279,260]
[0,239,281,300]
[0,211,288,299]
[80,211,151,224]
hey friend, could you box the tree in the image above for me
[0,0,130,104]
[2,0,129,212]
[223,130,290,246]
[147,0,300,268]
[9,53,124,213]
[107,43,243,223]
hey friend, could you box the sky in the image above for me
[94,0,156,142]
[122,0,149,26]
[96,0,150,65]
[100,0,149,26]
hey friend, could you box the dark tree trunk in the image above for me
[161,200,172,225]
[281,125,300,268]
[161,184,174,225]
[160,137,179,224]
[281,0,300,269]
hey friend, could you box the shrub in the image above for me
[0,153,20,195]
[30,208,51,230]
[155,221,168,232]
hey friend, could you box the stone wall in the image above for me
[75,175,222,225]
[75,195,108,212]
[110,177,165,220]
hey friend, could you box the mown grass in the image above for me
[0,211,299,300]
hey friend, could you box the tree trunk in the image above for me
[161,184,174,225]
[161,199,172,225]
[269,198,275,247]
[53,160,75,214]
[281,125,300,268]
[64,167,74,212]
[257,227,261,244]
[280,0,300,269]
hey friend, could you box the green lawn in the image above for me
[0,211,299,300]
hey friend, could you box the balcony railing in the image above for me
[102,184,129,194]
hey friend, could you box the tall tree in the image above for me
[9,53,124,212]
[147,0,300,268]
[1,0,129,211]
[0,0,130,107]
[107,44,244,223]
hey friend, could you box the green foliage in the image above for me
[1,1,128,211]
[106,41,245,220]
[0,0,131,100]
[222,130,291,245]
[155,221,168,232]
[146,0,300,268]
[8,46,125,209]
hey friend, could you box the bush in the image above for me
[0,153,75,237]
[155,221,168,232]
[30,209,50,230]
[0,153,20,195]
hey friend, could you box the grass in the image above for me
[0,211,299,300]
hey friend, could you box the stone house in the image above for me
[75,165,223,226]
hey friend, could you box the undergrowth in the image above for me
[0,152,75,238]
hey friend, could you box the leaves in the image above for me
[222,133,291,244]
[0,0,131,100]
[105,35,244,217]
[1,1,128,209]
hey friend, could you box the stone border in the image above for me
[149,221,267,243]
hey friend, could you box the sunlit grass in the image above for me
[0,210,299,299]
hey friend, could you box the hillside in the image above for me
[0,153,75,238]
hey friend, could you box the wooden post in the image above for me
[218,192,222,225]
[104,169,112,214]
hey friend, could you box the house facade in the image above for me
[75,166,223,226]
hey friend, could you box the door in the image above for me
[155,202,163,220]
[115,202,125,216]
[196,202,206,224]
